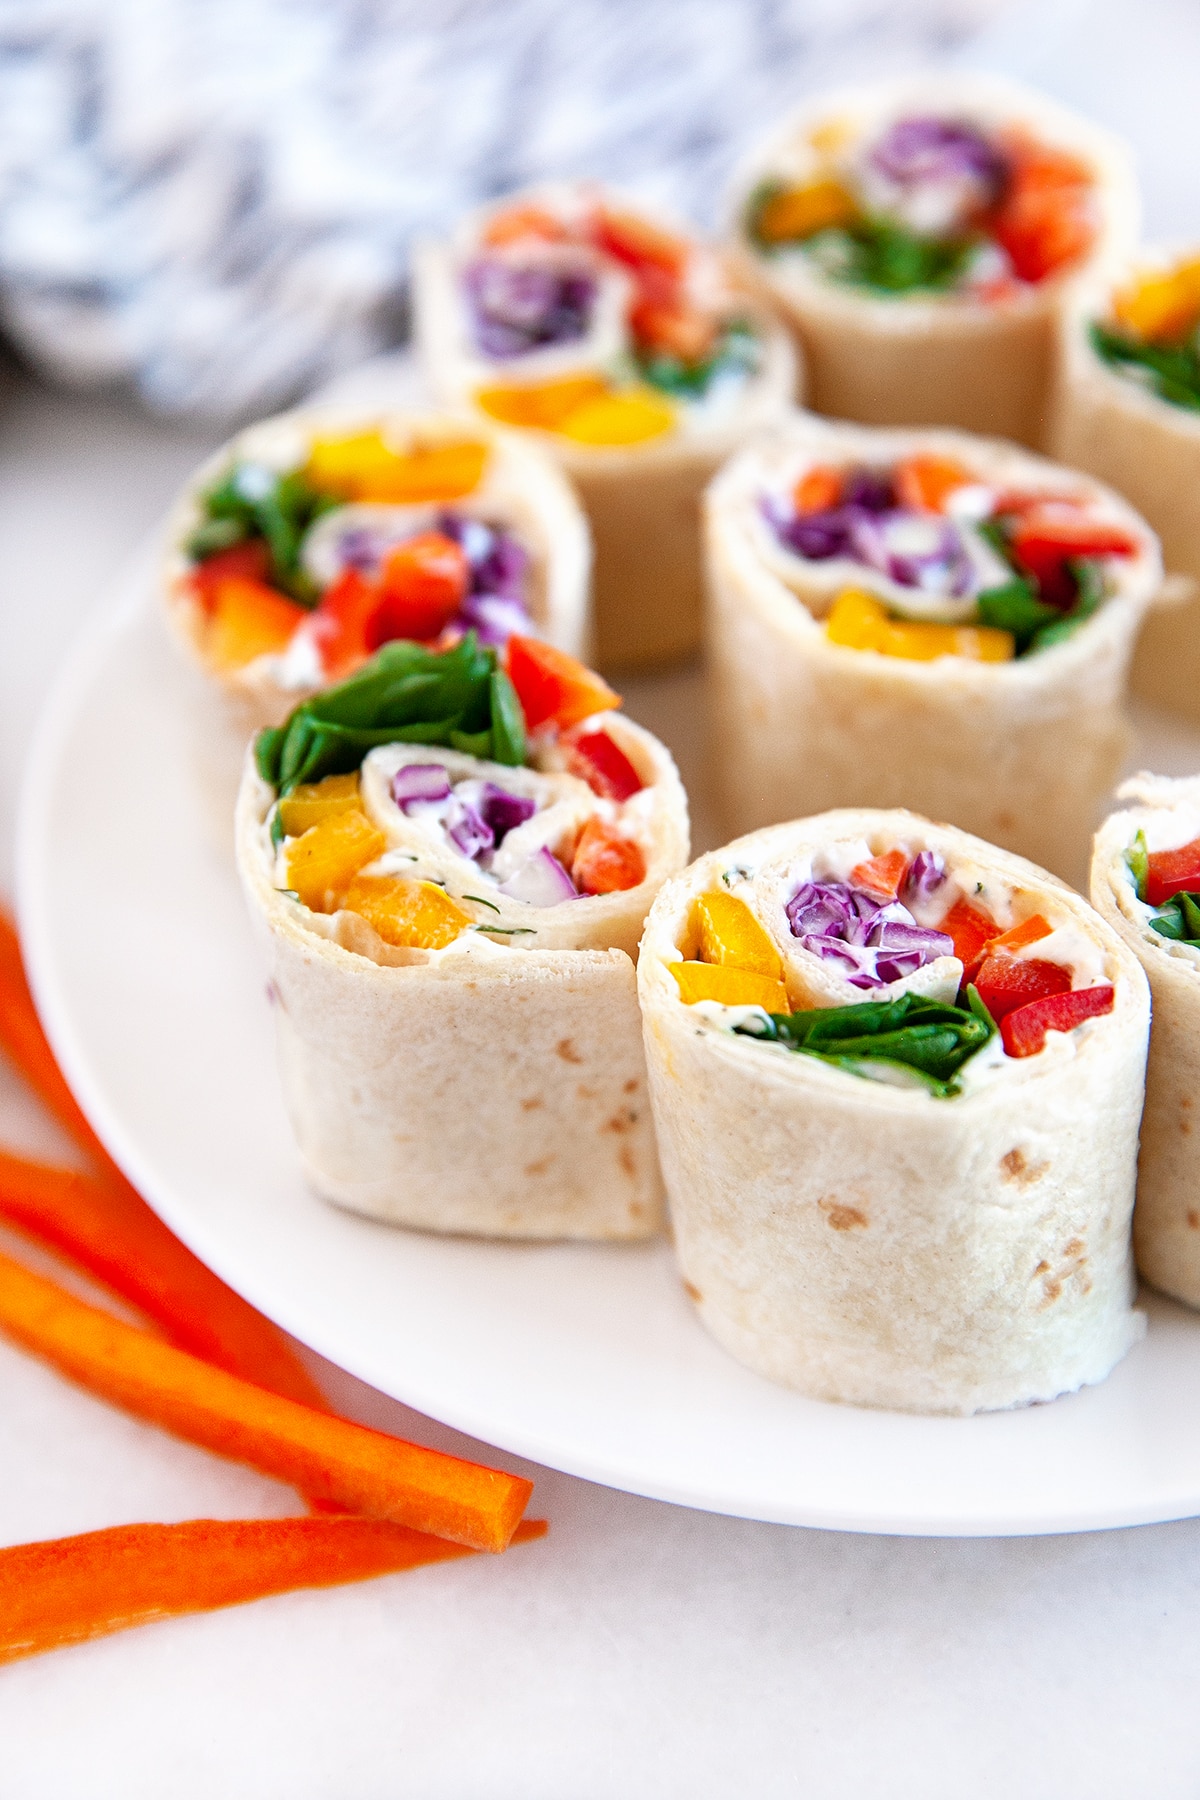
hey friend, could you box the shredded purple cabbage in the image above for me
[434,511,532,644]
[902,850,947,905]
[764,467,974,597]
[393,764,452,810]
[870,116,1007,198]
[464,255,596,359]
[786,879,954,989]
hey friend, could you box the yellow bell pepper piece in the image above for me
[278,772,362,839]
[825,590,1014,663]
[692,893,782,980]
[754,179,858,245]
[304,432,487,503]
[670,962,788,1012]
[1112,257,1200,345]
[342,875,470,950]
[558,388,676,447]
[285,809,386,913]
[475,375,610,432]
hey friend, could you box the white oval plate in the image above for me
[17,554,1200,1537]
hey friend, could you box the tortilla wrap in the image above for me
[164,403,592,741]
[705,417,1162,889]
[1049,254,1200,718]
[236,712,689,1238]
[414,200,799,671]
[639,809,1149,1413]
[1091,773,1200,1308]
[727,73,1138,446]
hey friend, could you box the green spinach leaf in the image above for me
[1150,888,1200,943]
[255,634,527,794]
[733,992,994,1098]
[1090,322,1200,414]
[186,461,340,605]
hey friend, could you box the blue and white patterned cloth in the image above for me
[0,0,999,419]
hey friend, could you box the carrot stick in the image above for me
[0,912,327,1410]
[0,912,111,1173]
[0,1148,328,1411]
[0,1515,548,1666]
[0,1250,533,1552]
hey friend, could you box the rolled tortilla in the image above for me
[705,416,1161,888]
[639,809,1149,1413]
[415,183,798,670]
[164,404,592,742]
[236,679,689,1239]
[1049,250,1200,718]
[1091,773,1200,1308]
[727,73,1137,446]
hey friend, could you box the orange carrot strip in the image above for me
[0,912,111,1172]
[0,912,327,1410]
[0,1251,533,1552]
[849,850,909,899]
[0,1150,326,1411]
[0,1515,547,1666]
[988,913,1053,956]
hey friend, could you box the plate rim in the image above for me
[16,549,1200,1542]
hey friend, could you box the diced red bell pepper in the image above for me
[592,207,690,281]
[629,296,716,363]
[975,954,1072,1022]
[505,636,621,732]
[571,818,646,895]
[990,141,1096,284]
[793,465,843,514]
[849,849,908,899]
[565,730,644,802]
[1011,506,1138,608]
[1145,836,1200,907]
[366,532,469,647]
[188,539,272,612]
[1001,984,1115,1058]
[940,898,1000,976]
[305,569,382,680]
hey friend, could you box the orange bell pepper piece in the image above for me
[0,1250,533,1553]
[571,820,646,896]
[475,375,610,432]
[670,962,788,1012]
[691,893,782,980]
[987,913,1053,956]
[793,465,843,513]
[940,897,1000,976]
[207,578,306,670]
[0,1515,547,1667]
[480,202,569,247]
[894,454,975,514]
[505,635,620,731]
[849,850,909,899]
[187,540,272,611]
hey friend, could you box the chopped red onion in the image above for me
[480,783,536,842]
[392,764,452,810]
[446,798,495,860]
[497,846,578,906]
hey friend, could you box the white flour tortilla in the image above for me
[727,72,1138,446]
[1092,774,1200,1308]
[164,403,592,739]
[705,417,1162,889]
[639,809,1149,1414]
[1049,253,1200,719]
[413,194,799,670]
[236,714,689,1238]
